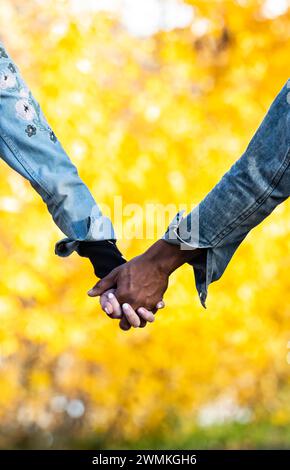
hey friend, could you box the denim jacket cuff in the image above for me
[163,210,210,308]
[55,215,116,257]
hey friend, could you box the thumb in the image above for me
[87,269,118,297]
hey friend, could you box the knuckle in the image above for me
[115,291,126,305]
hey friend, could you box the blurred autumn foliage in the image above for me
[0,0,290,449]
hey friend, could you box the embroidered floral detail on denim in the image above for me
[25,124,37,137]
[8,63,17,73]
[0,47,8,59]
[16,98,36,121]
[49,130,57,142]
[0,70,17,89]
[0,47,58,144]
[14,92,58,142]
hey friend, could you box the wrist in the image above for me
[144,239,200,276]
[77,240,126,278]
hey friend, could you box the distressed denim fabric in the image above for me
[164,80,290,306]
[0,42,115,257]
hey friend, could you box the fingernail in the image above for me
[108,293,114,299]
[104,307,110,315]
[122,303,129,310]
[87,289,94,295]
[157,302,164,309]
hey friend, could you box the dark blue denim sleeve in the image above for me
[164,80,290,306]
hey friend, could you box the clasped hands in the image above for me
[88,239,198,330]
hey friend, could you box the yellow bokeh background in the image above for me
[0,0,289,449]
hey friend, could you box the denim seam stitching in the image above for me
[209,146,290,246]
[205,248,213,293]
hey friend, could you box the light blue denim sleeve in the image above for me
[0,43,115,256]
[164,80,290,306]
